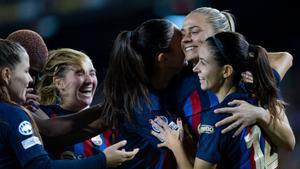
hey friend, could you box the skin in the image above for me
[3,51,33,103]
[54,57,97,112]
[151,27,186,89]
[180,11,295,151]
[34,54,139,167]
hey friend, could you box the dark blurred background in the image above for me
[0,0,298,168]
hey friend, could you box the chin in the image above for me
[185,54,197,61]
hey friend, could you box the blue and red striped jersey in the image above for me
[40,105,115,160]
[196,89,278,169]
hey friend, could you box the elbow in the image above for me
[286,135,296,151]
[282,131,296,151]
[283,52,293,70]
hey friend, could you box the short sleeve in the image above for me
[6,108,47,167]
[196,125,222,164]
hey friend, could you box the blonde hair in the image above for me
[191,7,236,32]
[37,48,90,105]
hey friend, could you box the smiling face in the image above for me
[192,42,224,92]
[56,57,97,111]
[7,51,33,103]
[181,12,215,64]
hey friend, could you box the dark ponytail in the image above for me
[207,32,284,122]
[102,31,150,127]
[102,19,175,127]
[249,45,284,121]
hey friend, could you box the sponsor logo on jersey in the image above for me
[18,121,33,136]
[198,124,214,134]
[21,136,42,149]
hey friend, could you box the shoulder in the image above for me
[0,103,30,122]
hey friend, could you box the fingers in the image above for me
[111,140,127,149]
[214,100,246,114]
[227,100,245,106]
[122,148,139,160]
[177,118,184,140]
[233,125,245,138]
[215,116,236,127]
[221,120,241,134]
[150,119,165,133]
[177,118,183,130]
[151,130,165,142]
[214,107,235,114]
[241,71,253,83]
[157,142,166,148]
[26,88,34,93]
[26,93,40,101]
[155,116,169,129]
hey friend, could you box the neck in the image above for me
[150,70,174,90]
[60,103,89,112]
[215,80,237,103]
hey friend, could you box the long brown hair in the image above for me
[0,39,43,143]
[206,32,284,122]
[102,19,175,127]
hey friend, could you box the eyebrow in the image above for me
[199,57,208,64]
[181,26,199,32]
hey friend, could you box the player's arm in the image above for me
[34,104,107,147]
[194,158,216,169]
[150,117,193,169]
[214,51,295,151]
[267,52,293,79]
[214,100,295,151]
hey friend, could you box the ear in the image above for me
[223,64,233,78]
[53,76,64,91]
[0,67,12,85]
[156,52,167,64]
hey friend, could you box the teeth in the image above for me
[185,47,194,52]
[80,92,92,97]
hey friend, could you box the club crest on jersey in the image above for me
[18,121,33,136]
[198,124,214,134]
[152,116,168,133]
[91,135,103,146]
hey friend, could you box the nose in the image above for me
[28,74,33,84]
[181,33,192,44]
[192,62,201,73]
[85,74,92,82]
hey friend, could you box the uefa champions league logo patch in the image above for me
[18,121,33,136]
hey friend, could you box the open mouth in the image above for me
[79,87,93,97]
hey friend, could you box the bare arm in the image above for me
[194,158,216,169]
[214,100,295,151]
[256,105,295,151]
[150,117,193,169]
[33,104,108,147]
[267,52,293,79]
[213,52,295,151]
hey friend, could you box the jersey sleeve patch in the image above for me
[18,121,33,136]
[21,136,42,150]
